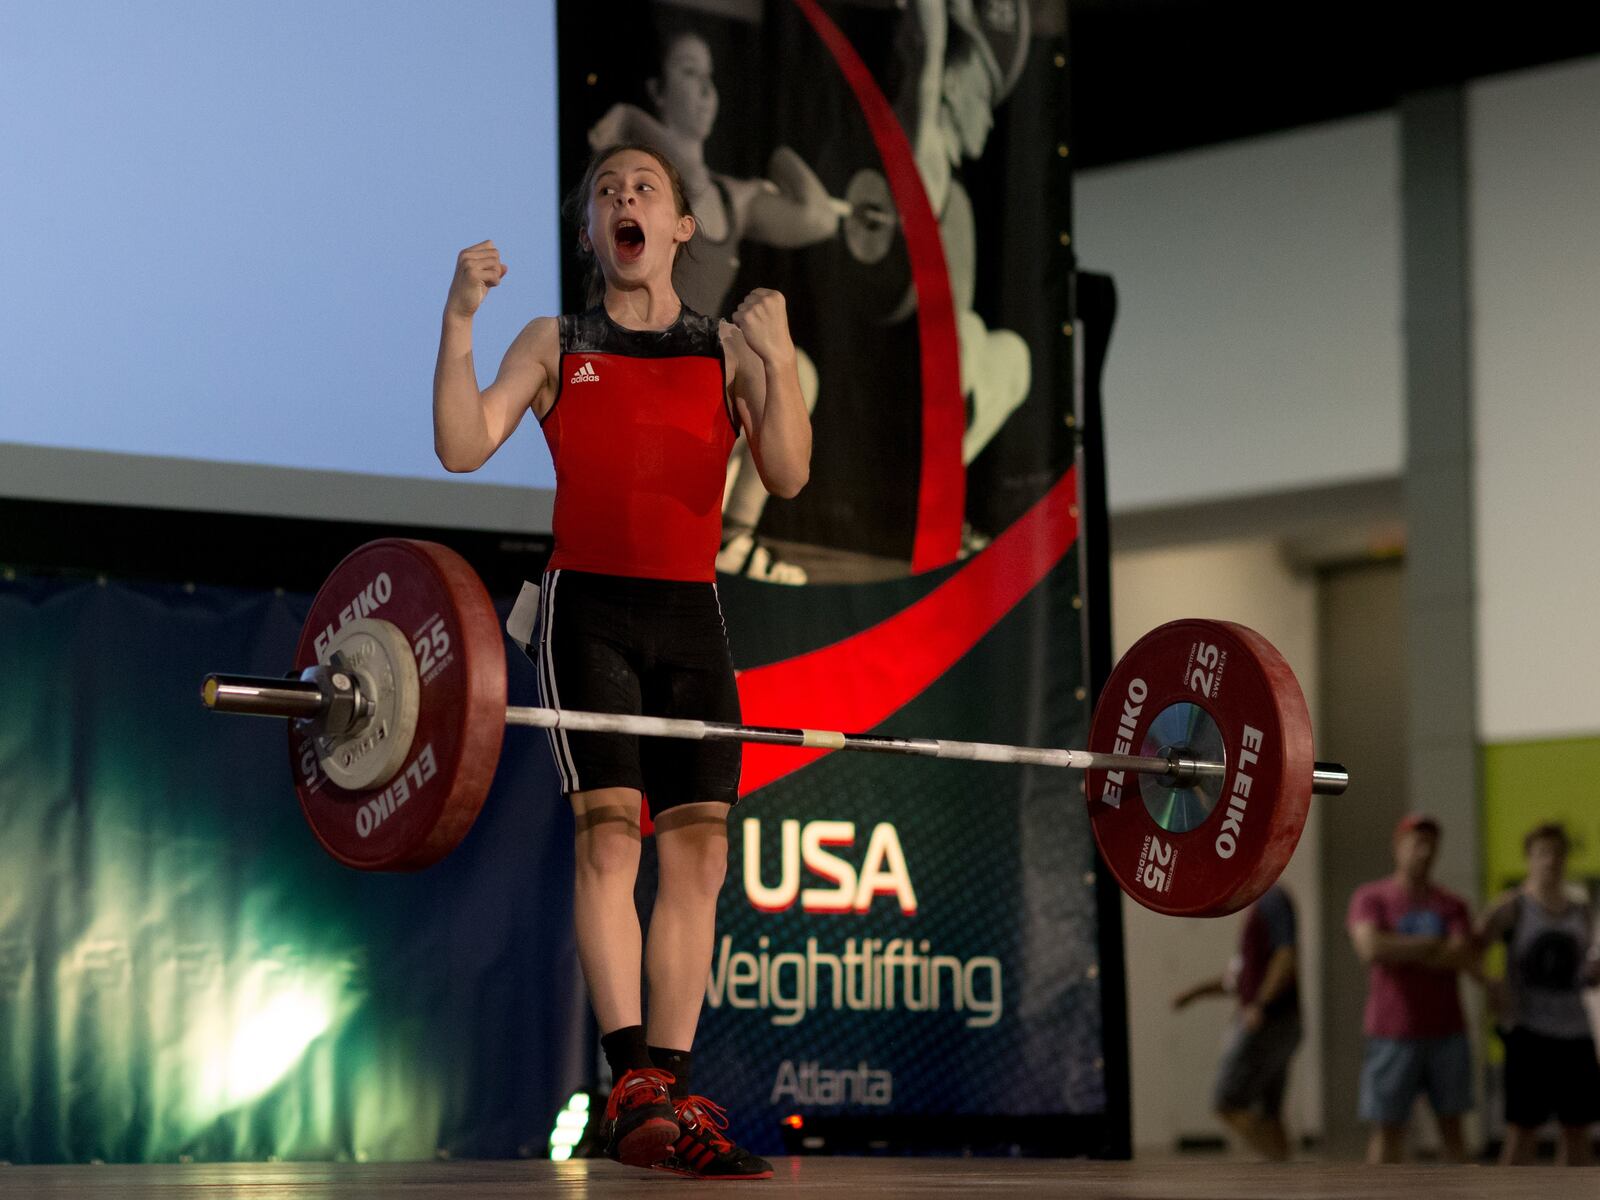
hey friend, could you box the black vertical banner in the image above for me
[558,0,1127,1156]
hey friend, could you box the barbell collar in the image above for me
[203,673,328,719]
[1311,762,1349,796]
[1159,755,1225,787]
[1156,754,1344,796]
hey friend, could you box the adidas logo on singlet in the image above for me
[569,361,600,385]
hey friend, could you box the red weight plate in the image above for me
[1085,619,1313,917]
[289,539,507,871]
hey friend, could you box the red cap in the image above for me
[1395,812,1441,838]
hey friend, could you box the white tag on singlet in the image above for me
[505,579,541,651]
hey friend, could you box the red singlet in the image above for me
[541,306,739,582]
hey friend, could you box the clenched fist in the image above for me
[731,288,794,365]
[446,240,509,321]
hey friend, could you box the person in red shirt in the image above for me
[431,142,811,1180]
[1347,813,1479,1164]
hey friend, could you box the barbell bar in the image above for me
[203,674,1346,795]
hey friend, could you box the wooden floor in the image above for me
[0,1157,1594,1199]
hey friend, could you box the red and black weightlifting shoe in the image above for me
[655,1095,774,1180]
[601,1067,679,1168]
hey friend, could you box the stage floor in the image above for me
[1,1157,1594,1198]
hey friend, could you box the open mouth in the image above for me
[613,219,645,262]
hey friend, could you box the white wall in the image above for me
[1469,56,1600,742]
[1076,115,1405,515]
[1112,539,1322,1152]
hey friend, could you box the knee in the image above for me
[574,828,641,885]
[662,839,728,902]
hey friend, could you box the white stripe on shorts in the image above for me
[536,569,580,793]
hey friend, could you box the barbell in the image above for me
[832,168,899,265]
[199,539,1347,917]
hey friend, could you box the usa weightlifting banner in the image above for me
[706,532,1113,1154]
[557,0,1123,1154]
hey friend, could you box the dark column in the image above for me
[1399,88,1481,900]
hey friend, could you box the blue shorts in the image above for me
[1358,1033,1473,1125]
[1214,1008,1302,1116]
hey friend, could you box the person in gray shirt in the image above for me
[1477,822,1600,1166]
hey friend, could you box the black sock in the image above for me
[649,1046,693,1098]
[600,1025,653,1078]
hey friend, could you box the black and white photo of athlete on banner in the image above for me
[892,0,1033,549]
[588,25,840,585]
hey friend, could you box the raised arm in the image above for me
[588,104,709,195]
[891,0,952,212]
[742,148,843,248]
[723,291,810,499]
[432,241,553,472]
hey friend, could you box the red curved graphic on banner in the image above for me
[735,466,1080,796]
[790,0,965,573]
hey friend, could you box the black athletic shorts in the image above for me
[1502,1027,1600,1129]
[525,568,742,812]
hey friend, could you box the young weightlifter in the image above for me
[432,142,810,1180]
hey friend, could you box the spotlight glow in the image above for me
[548,1090,596,1161]
[222,989,335,1106]
[192,964,350,1117]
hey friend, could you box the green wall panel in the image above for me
[1481,736,1600,895]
